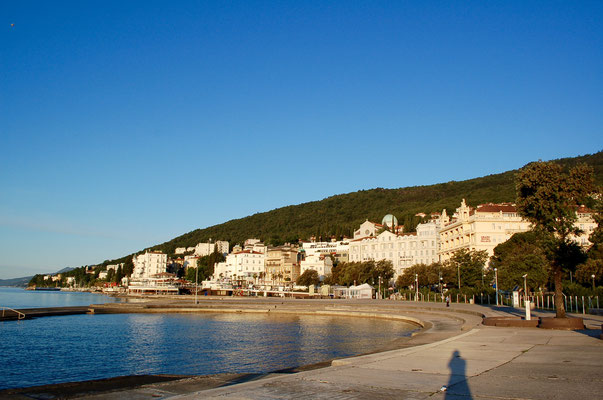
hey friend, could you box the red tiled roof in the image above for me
[577,205,595,214]
[475,203,517,213]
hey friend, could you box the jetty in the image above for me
[0,306,90,321]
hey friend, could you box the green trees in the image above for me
[489,231,550,291]
[296,269,320,286]
[395,263,443,288]
[185,249,227,283]
[327,260,394,286]
[448,249,489,289]
[516,161,595,318]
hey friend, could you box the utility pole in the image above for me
[195,265,198,305]
[494,268,499,306]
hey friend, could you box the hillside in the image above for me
[108,151,602,262]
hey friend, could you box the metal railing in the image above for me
[1,306,25,320]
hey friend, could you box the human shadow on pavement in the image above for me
[445,350,472,399]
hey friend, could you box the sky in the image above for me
[1,1,602,279]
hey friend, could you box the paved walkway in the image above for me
[5,300,602,399]
[83,301,603,399]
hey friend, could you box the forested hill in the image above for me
[111,151,603,262]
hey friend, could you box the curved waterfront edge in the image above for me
[0,299,485,399]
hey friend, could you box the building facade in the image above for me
[349,217,440,279]
[194,240,229,257]
[301,239,349,263]
[132,251,168,279]
[438,200,532,262]
[300,254,333,279]
[265,245,300,285]
[213,250,266,283]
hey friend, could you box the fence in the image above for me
[399,292,600,314]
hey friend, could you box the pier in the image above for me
[0,306,90,321]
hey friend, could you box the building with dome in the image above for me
[382,214,398,229]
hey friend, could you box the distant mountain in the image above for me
[0,276,32,287]
[0,267,74,287]
[101,151,603,264]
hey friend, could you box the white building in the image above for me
[573,205,598,247]
[106,263,123,272]
[353,215,403,239]
[349,283,374,299]
[438,200,532,262]
[132,251,168,279]
[213,250,266,283]
[183,255,199,270]
[300,254,333,279]
[194,240,229,256]
[243,239,268,254]
[301,240,349,257]
[349,217,440,279]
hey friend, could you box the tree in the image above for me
[297,269,320,286]
[448,249,489,289]
[576,187,603,288]
[489,231,550,291]
[516,161,595,318]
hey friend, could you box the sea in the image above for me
[0,287,417,390]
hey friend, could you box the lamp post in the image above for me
[457,265,461,291]
[522,273,528,307]
[378,275,382,300]
[415,273,419,302]
[195,264,198,305]
[494,268,499,306]
[592,274,596,291]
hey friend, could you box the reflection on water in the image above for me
[0,312,416,390]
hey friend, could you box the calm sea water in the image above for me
[0,287,124,308]
[0,288,416,390]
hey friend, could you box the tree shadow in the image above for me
[444,350,472,399]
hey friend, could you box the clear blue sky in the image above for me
[1,1,602,279]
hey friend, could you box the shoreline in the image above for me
[0,298,483,398]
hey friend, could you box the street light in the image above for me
[494,268,499,306]
[457,264,461,291]
[415,273,419,302]
[195,264,198,305]
[522,273,528,307]
[592,274,596,291]
[378,275,382,300]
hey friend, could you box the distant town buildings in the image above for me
[194,240,229,256]
[265,245,300,285]
[42,198,599,292]
[349,218,440,278]
[132,251,168,279]
[213,250,266,283]
[301,239,349,264]
[438,200,532,262]
[300,254,333,279]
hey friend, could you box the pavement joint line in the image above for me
[171,327,482,399]
[332,328,481,366]
[440,343,538,397]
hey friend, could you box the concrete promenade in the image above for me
[3,299,602,399]
[79,299,603,400]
